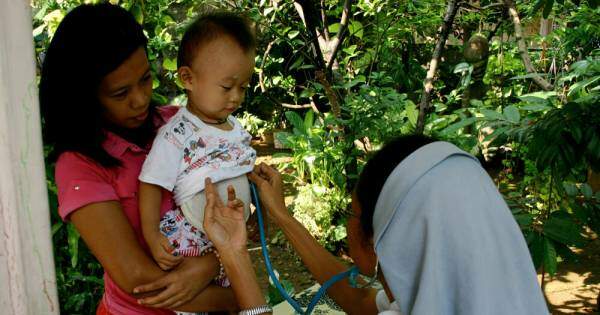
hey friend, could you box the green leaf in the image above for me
[298,64,315,70]
[514,213,534,227]
[520,104,551,111]
[581,184,593,199]
[441,117,478,134]
[289,56,304,71]
[287,30,300,39]
[503,106,520,124]
[304,110,314,132]
[328,23,340,34]
[130,4,143,25]
[453,62,471,74]
[528,232,545,269]
[469,99,484,108]
[543,238,557,275]
[285,111,305,133]
[543,212,585,247]
[162,58,177,71]
[405,103,418,127]
[51,222,63,236]
[568,76,600,97]
[518,91,557,103]
[67,224,80,268]
[272,152,292,159]
[480,109,505,121]
[510,73,549,80]
[349,20,364,39]
[562,182,578,197]
[32,24,46,37]
[152,93,168,105]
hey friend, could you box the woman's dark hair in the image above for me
[177,11,256,69]
[355,135,436,237]
[40,3,150,167]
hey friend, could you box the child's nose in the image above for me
[229,88,245,104]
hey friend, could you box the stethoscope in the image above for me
[250,183,372,314]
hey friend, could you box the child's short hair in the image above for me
[177,12,256,68]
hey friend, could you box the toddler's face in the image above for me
[181,35,255,122]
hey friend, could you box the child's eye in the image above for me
[142,74,152,82]
[220,85,232,91]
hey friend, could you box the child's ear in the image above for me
[177,66,194,91]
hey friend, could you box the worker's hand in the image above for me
[203,178,247,253]
[248,163,289,224]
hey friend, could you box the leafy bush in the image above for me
[290,184,349,251]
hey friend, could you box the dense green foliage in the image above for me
[33,0,599,312]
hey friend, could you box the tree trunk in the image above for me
[504,0,554,91]
[416,0,461,134]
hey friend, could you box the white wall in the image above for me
[0,0,59,313]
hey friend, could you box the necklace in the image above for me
[187,106,229,125]
[200,117,229,125]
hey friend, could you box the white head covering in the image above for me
[372,141,548,315]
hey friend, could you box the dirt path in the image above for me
[541,238,600,314]
[250,142,600,314]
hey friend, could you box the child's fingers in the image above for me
[158,261,174,271]
[159,236,176,253]
[158,239,182,264]
[158,253,182,269]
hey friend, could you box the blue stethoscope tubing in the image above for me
[250,183,358,315]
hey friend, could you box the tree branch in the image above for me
[258,41,275,93]
[326,0,351,72]
[462,2,504,11]
[503,0,553,91]
[416,0,461,134]
[320,0,330,41]
[294,0,327,70]
[281,103,313,109]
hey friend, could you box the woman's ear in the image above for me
[177,66,193,91]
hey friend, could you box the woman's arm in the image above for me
[249,164,379,315]
[70,200,165,292]
[70,200,237,311]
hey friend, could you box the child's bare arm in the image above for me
[139,181,182,269]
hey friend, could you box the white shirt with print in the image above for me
[140,107,256,206]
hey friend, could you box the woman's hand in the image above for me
[247,163,289,223]
[203,178,247,253]
[134,255,217,309]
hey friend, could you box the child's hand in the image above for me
[148,232,183,270]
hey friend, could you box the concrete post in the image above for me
[0,0,59,314]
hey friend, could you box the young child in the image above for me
[138,12,257,285]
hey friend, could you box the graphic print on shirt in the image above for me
[164,116,197,150]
